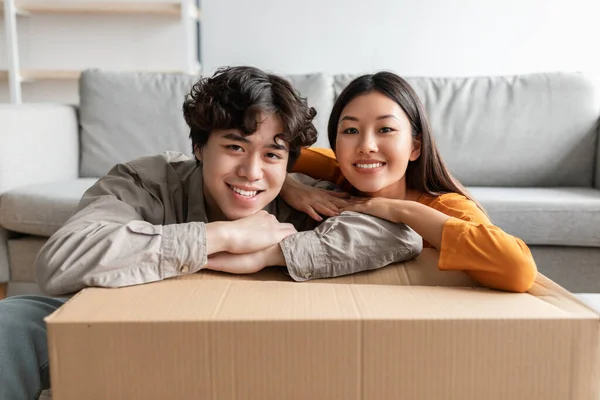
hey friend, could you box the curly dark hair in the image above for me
[182,66,318,169]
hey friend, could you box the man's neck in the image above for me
[204,196,228,223]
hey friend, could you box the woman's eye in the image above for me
[380,127,394,133]
[342,127,359,134]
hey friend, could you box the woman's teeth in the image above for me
[356,163,384,169]
[229,185,258,197]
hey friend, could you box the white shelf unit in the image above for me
[1,0,202,103]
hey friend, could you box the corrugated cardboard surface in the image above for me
[46,249,600,400]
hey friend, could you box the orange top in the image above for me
[292,148,538,293]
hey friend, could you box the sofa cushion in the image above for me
[531,246,600,294]
[0,179,96,237]
[79,70,334,177]
[285,73,334,149]
[469,187,600,247]
[334,72,600,187]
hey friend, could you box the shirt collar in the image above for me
[186,164,208,223]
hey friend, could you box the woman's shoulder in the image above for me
[418,191,468,206]
[301,147,337,161]
[418,192,489,223]
[295,147,345,186]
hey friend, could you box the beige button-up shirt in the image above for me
[35,152,422,295]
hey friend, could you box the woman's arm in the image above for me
[341,198,449,249]
[339,195,537,293]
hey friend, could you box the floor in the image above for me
[575,293,600,312]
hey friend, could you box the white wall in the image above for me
[202,0,600,77]
[1,0,600,103]
[0,0,191,103]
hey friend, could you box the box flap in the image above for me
[46,283,598,325]
[45,249,600,400]
[182,248,480,286]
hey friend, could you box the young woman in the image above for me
[282,72,537,293]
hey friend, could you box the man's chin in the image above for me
[218,190,277,220]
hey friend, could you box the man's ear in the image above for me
[193,145,202,162]
[410,137,422,161]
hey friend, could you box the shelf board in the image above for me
[0,69,197,82]
[1,2,201,19]
[21,69,81,81]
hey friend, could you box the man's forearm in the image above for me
[280,211,423,281]
[268,244,287,266]
[205,221,231,255]
[36,217,208,295]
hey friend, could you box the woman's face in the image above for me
[335,91,421,198]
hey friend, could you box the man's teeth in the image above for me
[356,163,384,169]
[230,186,258,197]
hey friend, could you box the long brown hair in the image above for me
[328,72,485,211]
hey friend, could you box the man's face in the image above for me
[196,112,289,221]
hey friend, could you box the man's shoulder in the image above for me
[120,151,197,183]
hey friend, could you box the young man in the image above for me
[0,66,421,399]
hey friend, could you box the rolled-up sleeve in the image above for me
[280,211,423,281]
[35,163,208,296]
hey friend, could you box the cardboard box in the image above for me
[46,249,600,399]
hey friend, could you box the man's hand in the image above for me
[207,211,297,255]
[207,244,286,274]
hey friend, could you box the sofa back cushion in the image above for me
[79,70,333,177]
[334,72,599,187]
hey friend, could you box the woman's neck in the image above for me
[361,179,422,201]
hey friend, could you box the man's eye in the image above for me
[342,127,359,134]
[225,145,244,152]
[266,153,283,160]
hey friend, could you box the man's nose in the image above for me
[238,154,263,181]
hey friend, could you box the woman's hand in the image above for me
[336,196,450,250]
[334,197,403,223]
[280,175,350,221]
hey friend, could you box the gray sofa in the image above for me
[1,70,599,296]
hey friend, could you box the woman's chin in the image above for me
[350,182,384,195]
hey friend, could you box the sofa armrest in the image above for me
[0,104,79,194]
[0,228,8,283]
[0,104,78,284]
[596,120,600,189]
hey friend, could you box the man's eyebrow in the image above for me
[267,142,288,151]
[222,133,251,143]
[340,115,359,122]
[222,132,288,150]
[268,135,288,151]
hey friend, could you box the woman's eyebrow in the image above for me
[376,114,401,121]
